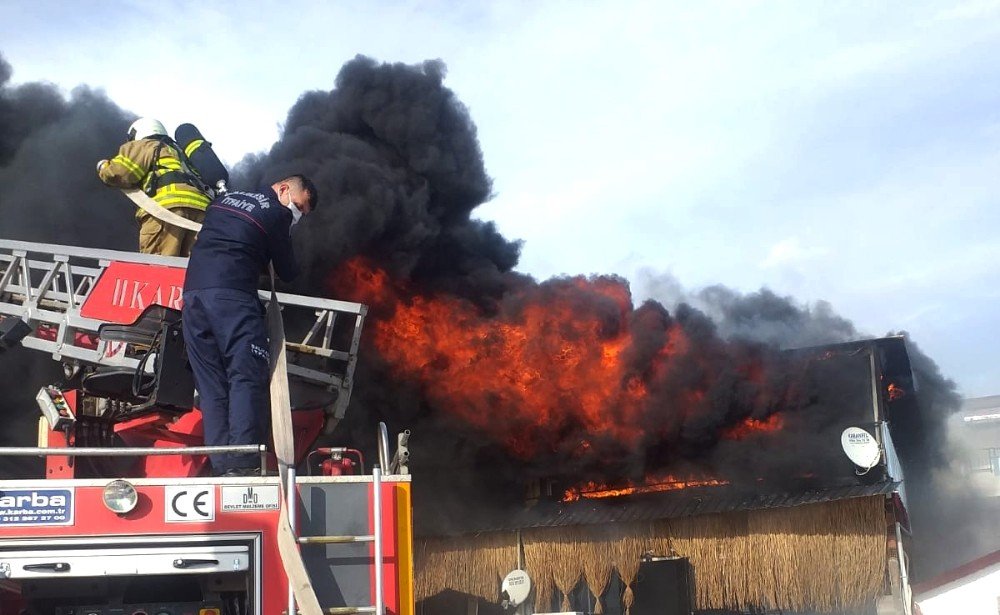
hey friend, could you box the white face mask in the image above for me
[284,192,303,227]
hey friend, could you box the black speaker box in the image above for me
[631,557,693,615]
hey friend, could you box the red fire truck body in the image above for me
[0,476,413,615]
[0,239,413,615]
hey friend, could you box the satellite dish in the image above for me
[501,569,531,608]
[841,427,881,469]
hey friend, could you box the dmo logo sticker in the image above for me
[0,488,74,526]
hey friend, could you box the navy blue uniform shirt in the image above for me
[184,188,299,292]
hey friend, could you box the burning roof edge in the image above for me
[788,335,914,395]
[785,333,907,356]
[416,480,899,537]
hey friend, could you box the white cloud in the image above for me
[760,238,828,269]
[934,0,1000,21]
[812,41,911,82]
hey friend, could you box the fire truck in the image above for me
[0,239,414,615]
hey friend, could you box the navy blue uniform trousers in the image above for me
[182,288,269,474]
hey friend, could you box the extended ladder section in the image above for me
[0,239,367,420]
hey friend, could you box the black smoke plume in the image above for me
[230,56,818,521]
[0,56,136,248]
[0,53,136,472]
[235,56,522,302]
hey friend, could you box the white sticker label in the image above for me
[0,488,74,527]
[165,485,215,522]
[221,485,280,512]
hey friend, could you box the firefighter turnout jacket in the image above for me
[98,137,211,214]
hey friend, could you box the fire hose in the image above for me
[122,190,323,614]
[122,189,205,232]
[268,263,324,615]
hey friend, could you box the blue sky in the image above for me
[2,0,999,397]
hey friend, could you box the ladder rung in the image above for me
[298,534,375,544]
[327,608,376,615]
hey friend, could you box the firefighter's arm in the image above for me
[269,218,300,282]
[96,145,145,188]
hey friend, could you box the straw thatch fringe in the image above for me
[544,528,584,611]
[608,523,652,615]
[416,496,887,613]
[582,540,614,614]
[414,531,518,602]
[531,568,554,613]
[523,531,554,612]
[651,510,754,608]
[742,496,887,612]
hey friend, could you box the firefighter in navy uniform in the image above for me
[182,175,317,476]
[96,117,212,256]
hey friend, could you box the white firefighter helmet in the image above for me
[126,117,167,141]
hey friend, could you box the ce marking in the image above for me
[165,485,215,522]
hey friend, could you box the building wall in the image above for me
[915,565,1000,615]
[953,396,1000,498]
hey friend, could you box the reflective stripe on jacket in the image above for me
[98,138,211,212]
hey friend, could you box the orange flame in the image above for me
[722,414,784,440]
[887,383,905,401]
[563,474,730,502]
[332,258,790,460]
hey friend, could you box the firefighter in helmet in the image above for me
[96,118,211,257]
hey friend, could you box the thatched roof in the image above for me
[416,495,888,613]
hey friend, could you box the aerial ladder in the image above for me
[0,239,414,615]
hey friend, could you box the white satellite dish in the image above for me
[501,569,532,608]
[841,427,881,469]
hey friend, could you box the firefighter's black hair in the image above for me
[281,174,319,212]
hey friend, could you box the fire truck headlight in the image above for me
[102,479,138,514]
